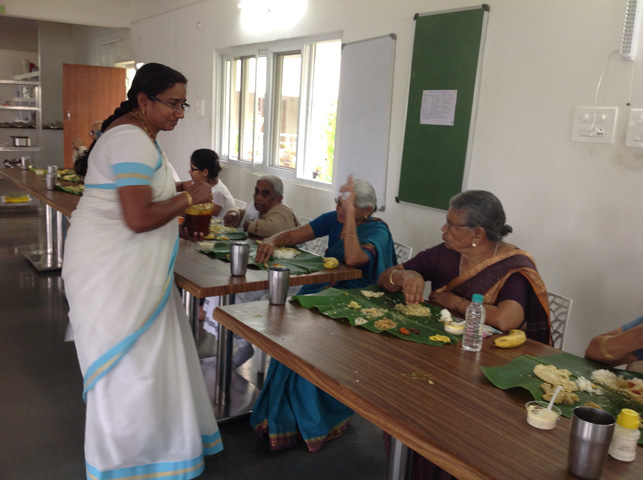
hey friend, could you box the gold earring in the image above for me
[142,108,146,115]
[472,243,477,247]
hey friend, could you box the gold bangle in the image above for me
[346,234,358,239]
[600,336,615,361]
[389,269,398,285]
[453,297,463,313]
[182,191,193,207]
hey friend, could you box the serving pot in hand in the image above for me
[11,136,31,147]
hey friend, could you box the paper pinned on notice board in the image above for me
[420,90,457,126]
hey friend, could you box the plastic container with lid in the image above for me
[525,400,561,430]
[608,408,641,462]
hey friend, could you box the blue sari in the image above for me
[250,212,397,452]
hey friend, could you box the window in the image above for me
[218,36,341,184]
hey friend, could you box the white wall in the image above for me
[15,0,643,357]
[0,50,37,78]
[1,0,130,28]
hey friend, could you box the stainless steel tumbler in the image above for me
[45,173,55,191]
[268,267,290,305]
[568,406,615,479]
[229,242,250,276]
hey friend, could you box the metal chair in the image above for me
[548,291,573,350]
[297,217,329,256]
[394,242,413,263]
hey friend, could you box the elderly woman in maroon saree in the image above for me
[378,190,550,480]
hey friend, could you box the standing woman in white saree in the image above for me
[62,63,223,480]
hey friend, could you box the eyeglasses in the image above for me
[90,130,102,139]
[445,220,474,230]
[189,167,201,172]
[149,95,190,113]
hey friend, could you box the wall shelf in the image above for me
[0,79,41,163]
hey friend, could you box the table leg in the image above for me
[23,204,63,271]
[56,211,64,262]
[215,294,234,407]
[388,437,412,480]
[181,290,201,342]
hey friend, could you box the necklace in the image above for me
[129,109,155,140]
[459,241,500,276]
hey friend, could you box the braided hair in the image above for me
[75,63,188,176]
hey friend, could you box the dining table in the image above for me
[1,167,366,422]
[174,239,362,420]
[212,299,643,480]
[1,167,78,271]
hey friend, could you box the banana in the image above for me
[323,257,339,269]
[493,329,527,348]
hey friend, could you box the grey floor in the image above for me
[0,178,388,479]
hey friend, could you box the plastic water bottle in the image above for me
[462,294,485,352]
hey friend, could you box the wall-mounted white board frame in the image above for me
[333,34,396,211]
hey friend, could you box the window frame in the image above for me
[215,33,341,189]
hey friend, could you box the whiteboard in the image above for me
[333,34,396,211]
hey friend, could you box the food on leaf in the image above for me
[591,369,643,406]
[540,382,579,404]
[394,303,432,316]
[493,329,527,348]
[361,290,385,298]
[273,247,300,260]
[533,364,578,391]
[429,334,451,343]
[360,307,386,318]
[374,318,397,330]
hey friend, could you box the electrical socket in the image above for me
[571,107,618,144]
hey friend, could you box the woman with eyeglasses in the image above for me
[380,190,550,342]
[378,190,550,480]
[179,148,235,219]
[62,63,222,480]
[250,175,397,453]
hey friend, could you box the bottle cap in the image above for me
[616,408,641,430]
[472,294,483,303]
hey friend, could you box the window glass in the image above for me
[217,37,341,184]
[272,52,301,169]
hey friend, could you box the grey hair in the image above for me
[353,178,377,212]
[257,175,284,199]
[449,190,513,242]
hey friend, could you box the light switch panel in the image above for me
[571,107,617,144]
[626,108,643,147]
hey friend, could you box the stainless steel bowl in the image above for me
[11,136,31,147]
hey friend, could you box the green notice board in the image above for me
[398,6,488,210]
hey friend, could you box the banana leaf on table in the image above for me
[481,353,643,442]
[291,285,459,346]
[55,184,84,195]
[197,244,326,275]
[202,231,248,241]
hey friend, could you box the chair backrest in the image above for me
[234,198,247,209]
[296,217,328,256]
[394,242,413,264]
[548,291,573,350]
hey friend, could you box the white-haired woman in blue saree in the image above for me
[251,176,397,452]
[62,63,223,480]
